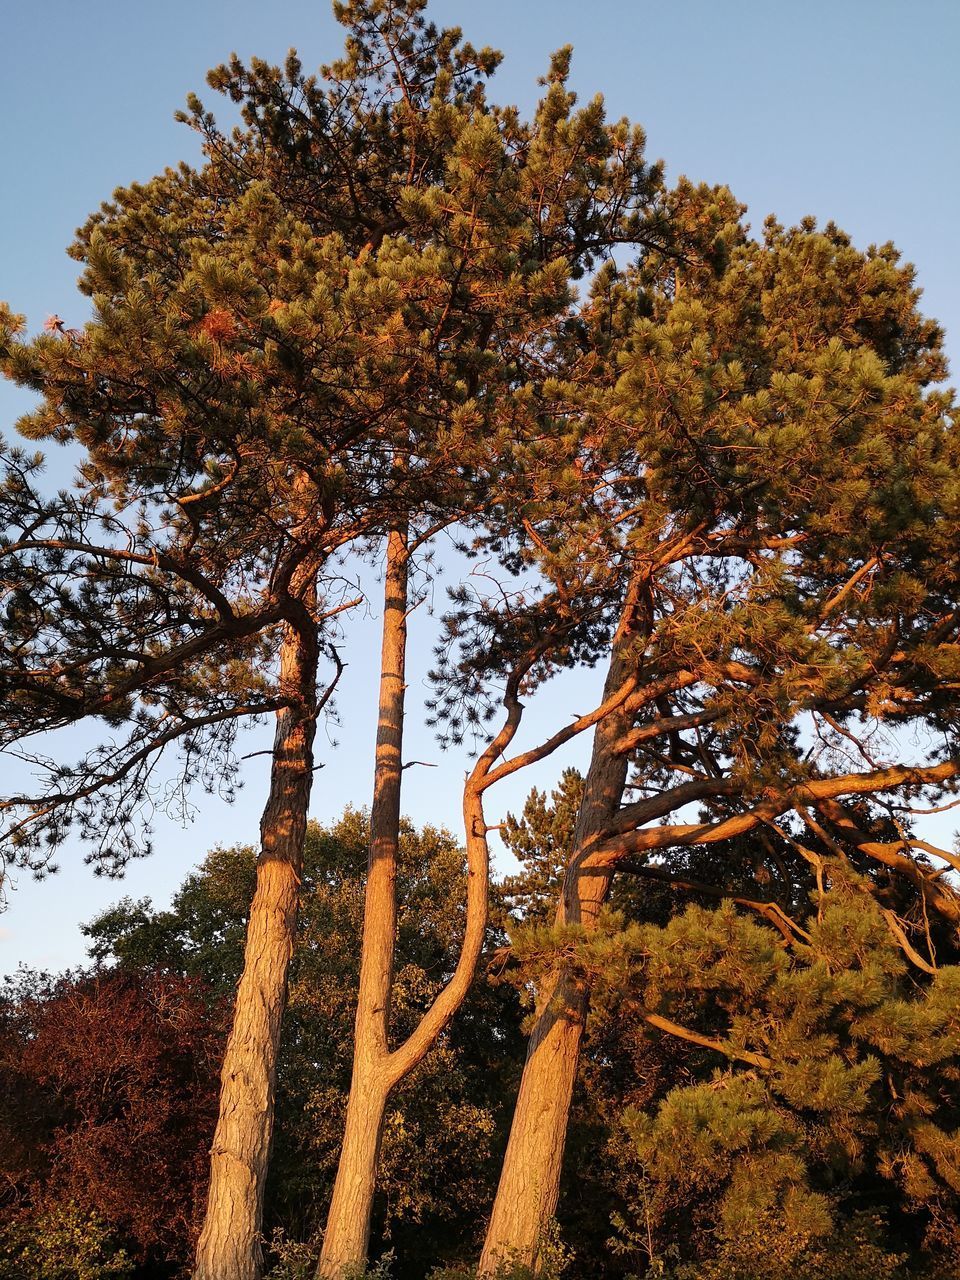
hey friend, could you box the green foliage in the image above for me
[84,813,524,1267]
[590,884,960,1278]
[631,1212,926,1279]
[262,1227,320,1280]
[500,770,584,925]
[0,1203,133,1280]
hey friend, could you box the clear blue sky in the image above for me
[1,0,958,972]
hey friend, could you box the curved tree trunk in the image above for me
[317,523,504,1278]
[317,529,408,1279]
[194,619,318,1280]
[479,645,634,1276]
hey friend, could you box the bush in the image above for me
[0,1202,133,1280]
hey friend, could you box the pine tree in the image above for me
[604,878,960,1278]
[2,4,676,1275]
[500,769,585,926]
[495,781,960,1277]
[472,197,960,1271]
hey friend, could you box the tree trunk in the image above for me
[479,645,634,1276]
[194,620,318,1280]
[317,525,499,1277]
[315,1062,393,1278]
[316,529,408,1279]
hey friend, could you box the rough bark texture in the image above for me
[194,622,318,1280]
[317,530,408,1279]
[479,645,635,1276]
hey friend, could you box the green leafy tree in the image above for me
[0,1203,134,1280]
[83,814,524,1277]
[295,12,679,1274]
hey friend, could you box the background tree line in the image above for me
[1,2,958,1278]
[1,801,958,1278]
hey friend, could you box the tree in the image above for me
[497,768,960,1278]
[1,109,462,1273]
[499,769,585,927]
[82,814,523,1276]
[471,203,960,1271]
[0,4,666,1274]
[310,11,687,1273]
[601,883,960,1278]
[0,966,225,1277]
[2,1,685,1269]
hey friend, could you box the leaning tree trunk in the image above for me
[194,618,318,1280]
[479,645,634,1276]
[316,529,408,1279]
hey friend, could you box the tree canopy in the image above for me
[1,3,959,1280]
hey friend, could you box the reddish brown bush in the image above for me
[0,968,226,1272]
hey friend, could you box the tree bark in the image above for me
[194,619,318,1280]
[315,1067,393,1278]
[316,529,408,1279]
[317,524,503,1277]
[479,643,634,1276]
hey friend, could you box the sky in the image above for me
[1,0,958,973]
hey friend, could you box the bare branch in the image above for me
[641,1011,773,1070]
